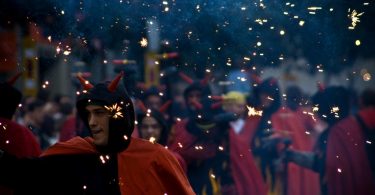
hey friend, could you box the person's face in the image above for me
[86,105,110,147]
[145,95,162,110]
[139,116,162,142]
[187,90,202,109]
[223,102,246,117]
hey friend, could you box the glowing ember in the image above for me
[331,106,339,113]
[149,137,156,143]
[312,105,319,112]
[247,106,263,116]
[355,40,361,46]
[363,73,371,81]
[63,50,71,56]
[140,37,148,47]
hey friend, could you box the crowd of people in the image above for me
[0,70,374,195]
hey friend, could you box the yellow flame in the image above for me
[139,37,148,47]
[104,103,124,119]
[247,106,263,116]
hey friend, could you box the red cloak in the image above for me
[325,107,375,195]
[0,117,41,195]
[42,136,194,194]
[170,119,267,195]
[271,107,321,195]
[246,107,320,195]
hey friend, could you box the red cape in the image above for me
[0,117,41,195]
[246,107,320,195]
[170,119,267,195]
[271,107,320,195]
[325,108,375,195]
[42,136,194,194]
[232,117,261,146]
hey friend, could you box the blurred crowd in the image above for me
[1,70,374,195]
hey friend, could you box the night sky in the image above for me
[1,0,374,76]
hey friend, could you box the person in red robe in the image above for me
[0,72,194,195]
[248,78,320,195]
[137,108,187,171]
[170,96,267,195]
[0,73,41,195]
[286,87,375,195]
[221,91,256,145]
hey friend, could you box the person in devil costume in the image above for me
[0,73,41,195]
[136,106,187,171]
[169,91,267,195]
[0,72,194,195]
[247,78,320,195]
[285,86,375,195]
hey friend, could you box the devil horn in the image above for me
[159,100,172,113]
[179,72,194,84]
[210,95,224,101]
[190,99,203,110]
[7,72,22,85]
[200,73,211,86]
[211,101,223,109]
[108,71,124,92]
[77,74,94,90]
[317,82,325,92]
[137,100,148,113]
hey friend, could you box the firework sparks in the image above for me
[255,19,268,25]
[363,73,371,81]
[348,9,364,30]
[139,37,148,47]
[104,103,124,119]
[149,137,156,143]
[355,40,361,46]
[247,106,263,116]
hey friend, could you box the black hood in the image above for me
[312,86,350,126]
[76,82,135,154]
[253,77,281,114]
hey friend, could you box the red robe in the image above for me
[271,107,320,195]
[0,117,41,195]
[232,117,260,146]
[42,136,194,194]
[325,107,375,195]
[247,107,320,195]
[170,119,267,195]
